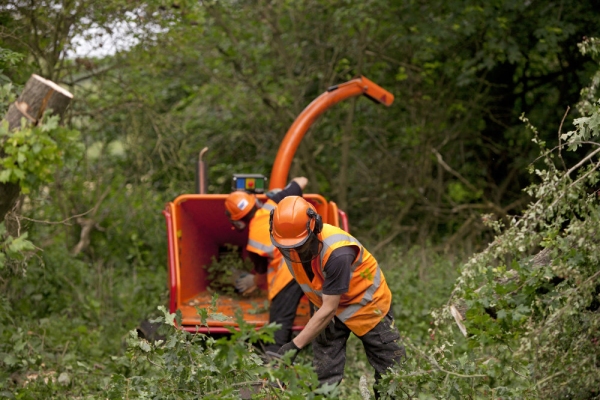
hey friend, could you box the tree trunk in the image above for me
[337,96,356,211]
[337,26,368,211]
[0,74,73,220]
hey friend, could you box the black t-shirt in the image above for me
[301,246,357,295]
[267,180,303,204]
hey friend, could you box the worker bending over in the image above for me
[224,177,307,353]
[268,196,405,397]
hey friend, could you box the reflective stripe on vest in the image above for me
[247,238,275,259]
[284,258,323,297]
[336,263,381,322]
[262,203,275,211]
[248,199,293,300]
[320,233,364,274]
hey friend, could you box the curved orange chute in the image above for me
[269,76,394,190]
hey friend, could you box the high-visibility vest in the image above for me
[247,199,294,300]
[284,224,391,336]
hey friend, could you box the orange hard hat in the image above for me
[270,196,321,247]
[224,191,256,221]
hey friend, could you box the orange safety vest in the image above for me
[284,224,392,336]
[247,199,294,300]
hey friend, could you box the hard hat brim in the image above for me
[270,231,310,249]
[229,206,252,221]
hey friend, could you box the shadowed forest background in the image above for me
[1,1,600,398]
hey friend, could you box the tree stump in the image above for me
[0,74,73,220]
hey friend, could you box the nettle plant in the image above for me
[108,304,337,399]
[378,38,600,399]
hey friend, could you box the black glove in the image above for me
[266,340,300,364]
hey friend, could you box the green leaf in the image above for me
[138,340,151,352]
[12,168,25,180]
[8,235,35,253]
[0,169,11,182]
[208,312,230,322]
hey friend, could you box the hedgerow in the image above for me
[378,37,600,399]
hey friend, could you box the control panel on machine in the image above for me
[231,174,268,194]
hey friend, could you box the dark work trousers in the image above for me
[312,309,405,399]
[264,279,305,353]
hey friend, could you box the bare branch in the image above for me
[431,148,479,194]
[18,207,95,226]
[557,106,570,171]
[372,198,416,254]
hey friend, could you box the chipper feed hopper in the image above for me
[163,76,394,333]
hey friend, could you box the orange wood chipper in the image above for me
[163,76,394,333]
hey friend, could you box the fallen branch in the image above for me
[18,207,97,226]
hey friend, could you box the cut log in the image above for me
[4,74,73,130]
[1,74,73,220]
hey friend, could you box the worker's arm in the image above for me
[291,176,308,190]
[268,176,308,203]
[291,294,340,349]
[248,252,268,274]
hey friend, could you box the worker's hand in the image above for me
[266,340,301,364]
[235,273,256,294]
[292,177,308,190]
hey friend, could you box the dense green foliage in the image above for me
[376,37,600,398]
[0,115,81,194]
[1,0,599,398]
[108,305,338,399]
